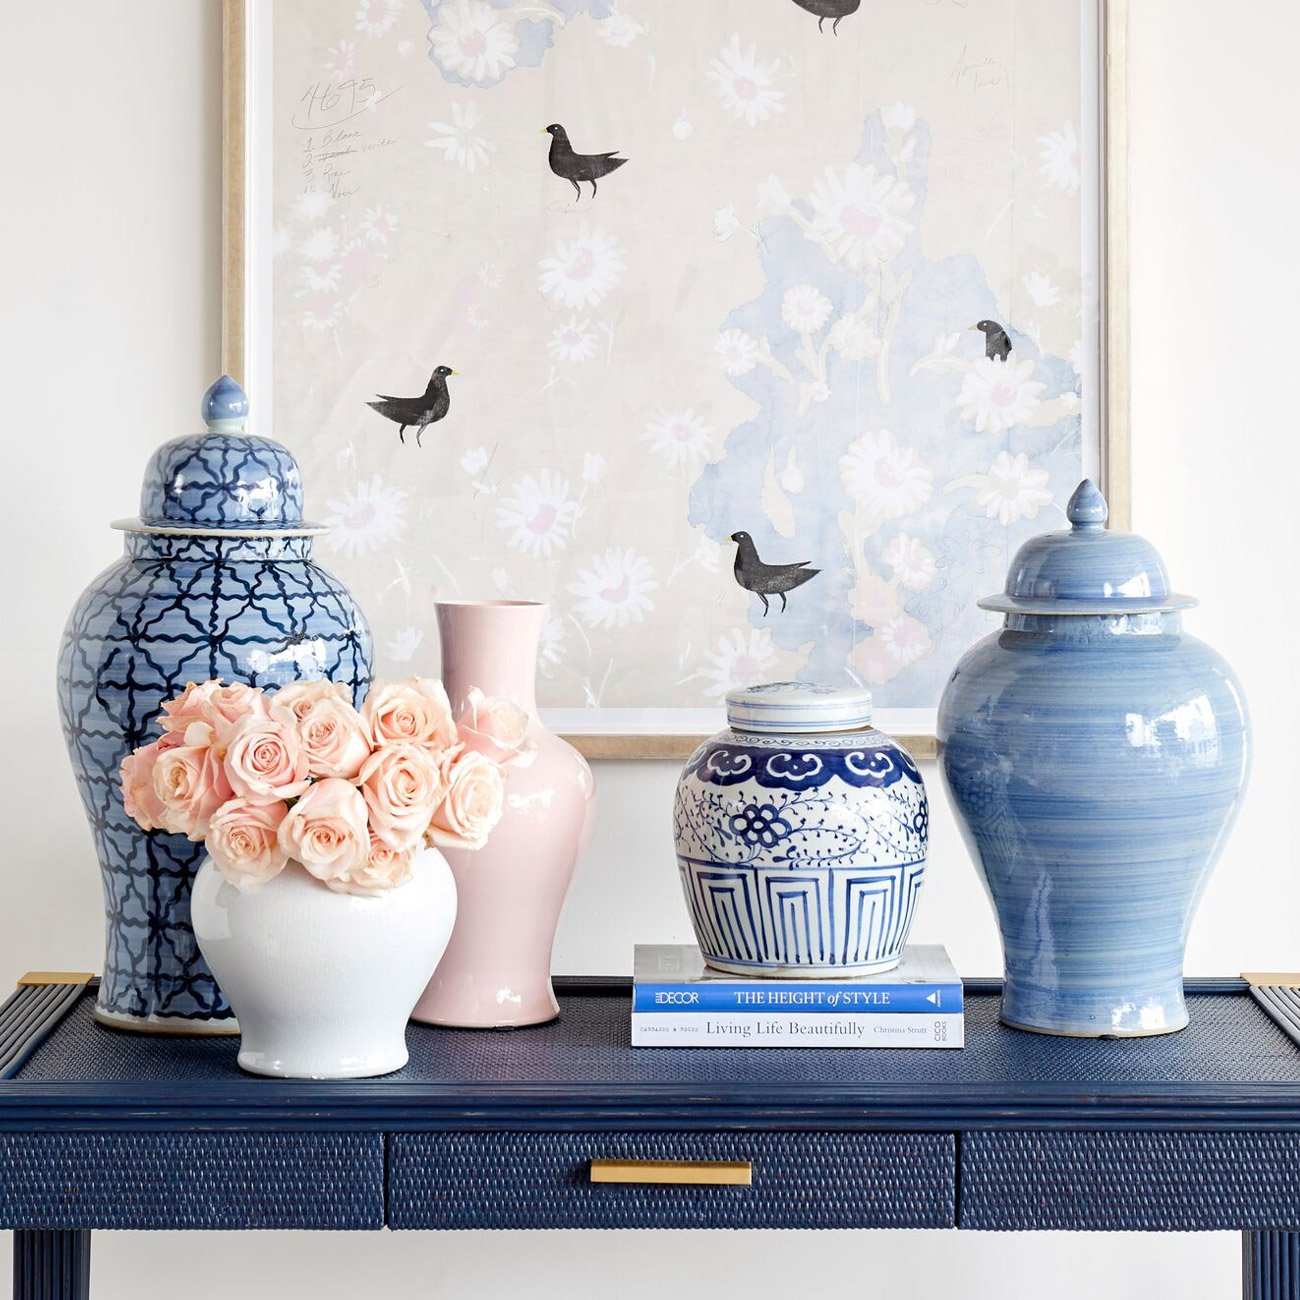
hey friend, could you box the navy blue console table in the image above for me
[2,975,1299,1298]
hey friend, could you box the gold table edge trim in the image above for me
[589,1159,753,1186]
[1241,972,1300,989]
[17,972,95,987]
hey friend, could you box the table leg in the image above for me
[1244,1232,1300,1300]
[12,1230,90,1300]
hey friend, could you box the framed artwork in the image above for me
[223,0,1130,760]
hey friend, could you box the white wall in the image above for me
[2,2,1296,1295]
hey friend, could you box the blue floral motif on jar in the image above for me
[57,379,373,1033]
[673,683,929,978]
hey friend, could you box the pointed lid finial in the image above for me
[1066,478,1108,530]
[201,375,249,428]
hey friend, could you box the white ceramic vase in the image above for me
[190,848,456,1079]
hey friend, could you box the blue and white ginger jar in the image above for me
[937,479,1250,1037]
[673,683,928,977]
[57,377,373,1033]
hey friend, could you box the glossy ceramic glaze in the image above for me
[938,481,1250,1036]
[190,849,455,1078]
[411,601,597,1028]
[673,683,929,978]
[57,379,372,1033]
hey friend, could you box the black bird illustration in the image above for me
[971,319,1012,362]
[789,0,860,34]
[366,365,456,446]
[543,124,627,199]
[729,531,821,615]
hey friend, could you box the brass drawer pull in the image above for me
[589,1159,752,1186]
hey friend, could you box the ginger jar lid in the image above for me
[112,377,326,537]
[726,681,874,735]
[978,479,1197,616]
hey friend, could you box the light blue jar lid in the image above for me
[979,479,1197,615]
[112,377,326,538]
[726,682,874,734]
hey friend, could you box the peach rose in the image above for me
[152,742,235,841]
[297,693,372,780]
[223,714,311,801]
[273,679,350,724]
[456,687,535,766]
[120,740,171,832]
[159,680,270,749]
[207,798,289,889]
[426,750,505,851]
[358,742,449,851]
[328,833,415,897]
[277,777,370,881]
[363,678,458,752]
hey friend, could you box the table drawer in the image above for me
[389,1130,955,1229]
[961,1131,1300,1231]
[0,1132,383,1230]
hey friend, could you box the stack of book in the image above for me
[630,944,963,1048]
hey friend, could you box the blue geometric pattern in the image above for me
[674,728,928,974]
[57,532,372,1025]
[139,433,304,528]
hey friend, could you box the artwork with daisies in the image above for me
[251,0,1112,741]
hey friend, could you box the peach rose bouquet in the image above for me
[119,677,531,897]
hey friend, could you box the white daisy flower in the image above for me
[694,535,722,572]
[881,533,937,590]
[325,40,357,77]
[1025,270,1060,308]
[839,429,933,521]
[428,0,519,84]
[642,409,715,470]
[361,206,399,243]
[956,357,1046,434]
[292,191,335,223]
[356,0,403,38]
[695,628,781,700]
[459,446,489,475]
[716,329,761,376]
[323,475,408,559]
[828,314,879,361]
[538,224,625,309]
[806,163,915,270]
[878,613,932,667]
[386,625,424,663]
[548,317,598,363]
[478,262,502,289]
[494,469,580,559]
[299,228,340,262]
[582,452,606,484]
[300,260,342,293]
[301,295,341,333]
[802,379,830,404]
[425,102,495,171]
[881,102,916,132]
[1039,121,1080,196]
[708,34,785,127]
[713,205,742,241]
[598,11,644,46]
[967,451,1054,525]
[781,283,833,334]
[568,547,658,629]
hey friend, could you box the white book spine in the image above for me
[630,1011,963,1049]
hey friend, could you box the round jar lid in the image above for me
[112,376,325,537]
[979,479,1197,616]
[726,682,874,734]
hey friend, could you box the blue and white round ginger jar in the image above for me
[57,377,373,1033]
[673,683,929,978]
[937,479,1250,1038]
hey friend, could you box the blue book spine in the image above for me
[633,983,963,1014]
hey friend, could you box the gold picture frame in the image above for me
[221,0,1130,763]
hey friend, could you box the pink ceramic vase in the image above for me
[412,601,597,1028]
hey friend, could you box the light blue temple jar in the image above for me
[57,378,373,1033]
[937,480,1250,1037]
